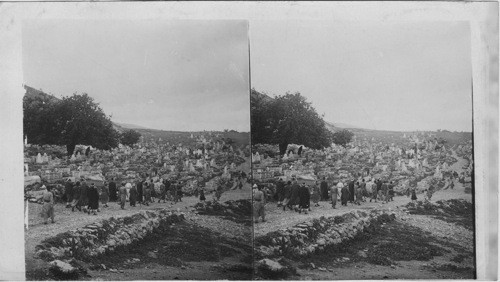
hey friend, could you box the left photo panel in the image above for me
[22,20,252,280]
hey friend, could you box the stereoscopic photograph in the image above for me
[0,2,496,281]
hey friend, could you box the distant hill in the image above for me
[324,121,361,132]
[24,85,59,102]
[114,122,149,130]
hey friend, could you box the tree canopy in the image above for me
[251,89,333,155]
[331,129,354,148]
[23,91,120,156]
[121,129,142,147]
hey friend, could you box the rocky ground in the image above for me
[268,200,475,280]
[25,179,252,280]
[254,155,475,280]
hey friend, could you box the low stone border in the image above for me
[255,209,396,259]
[35,210,185,262]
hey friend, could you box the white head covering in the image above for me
[125,183,132,189]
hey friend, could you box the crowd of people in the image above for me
[38,172,248,224]
[252,171,462,224]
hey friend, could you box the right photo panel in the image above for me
[250,20,475,280]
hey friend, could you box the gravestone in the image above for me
[36,153,43,164]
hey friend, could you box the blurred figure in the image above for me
[253,184,266,223]
[41,185,55,224]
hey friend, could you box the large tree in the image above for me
[121,129,141,147]
[23,91,120,156]
[331,129,354,148]
[251,89,332,155]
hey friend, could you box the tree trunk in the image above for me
[67,143,76,156]
[279,142,288,156]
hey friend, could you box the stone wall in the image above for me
[255,209,396,259]
[35,210,185,262]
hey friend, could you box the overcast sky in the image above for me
[23,20,250,132]
[250,21,472,132]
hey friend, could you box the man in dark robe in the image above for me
[360,179,367,201]
[109,179,117,202]
[85,146,91,157]
[282,181,292,211]
[158,181,166,203]
[320,177,329,201]
[87,183,99,215]
[376,179,383,201]
[381,181,389,203]
[79,179,89,212]
[71,182,82,212]
[276,178,285,207]
[287,180,300,211]
[129,184,138,207]
[119,183,127,209]
[136,179,143,204]
[348,179,355,203]
[164,179,171,198]
[64,179,74,208]
[177,182,183,202]
[298,183,311,214]
[341,185,350,206]
[143,181,152,206]
[297,146,303,156]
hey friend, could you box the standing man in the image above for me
[79,178,89,212]
[109,178,117,202]
[360,179,367,202]
[298,183,311,214]
[381,180,389,203]
[129,183,138,207]
[288,179,300,212]
[341,184,350,206]
[320,177,329,201]
[119,182,127,209]
[253,184,266,223]
[348,178,355,204]
[158,180,166,203]
[282,181,292,211]
[101,181,109,208]
[144,180,152,206]
[377,179,383,202]
[87,183,99,215]
[311,181,321,207]
[330,182,339,209]
[64,179,74,208]
[71,181,82,212]
[41,185,55,224]
[136,179,143,204]
[276,178,285,207]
